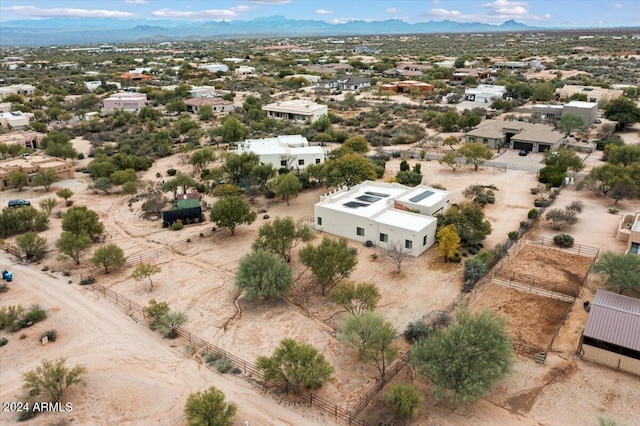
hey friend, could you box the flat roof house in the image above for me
[0,154,73,190]
[0,131,44,150]
[379,80,434,94]
[263,100,328,123]
[314,181,450,257]
[463,85,506,104]
[230,135,325,170]
[0,111,30,129]
[465,120,565,152]
[617,213,640,255]
[556,85,623,104]
[102,92,148,112]
[532,101,598,125]
[578,290,640,376]
[184,98,233,114]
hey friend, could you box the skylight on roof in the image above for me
[409,190,435,203]
[365,191,390,198]
[356,194,381,203]
[344,201,369,208]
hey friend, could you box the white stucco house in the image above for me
[314,181,451,257]
[464,85,506,104]
[262,100,328,123]
[102,92,148,112]
[230,135,325,170]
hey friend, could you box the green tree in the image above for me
[585,163,628,196]
[235,249,293,300]
[220,116,248,143]
[250,163,276,190]
[256,338,335,393]
[209,196,256,235]
[558,113,588,136]
[383,384,424,419]
[458,143,493,171]
[224,152,260,185]
[330,281,381,315]
[62,206,104,237]
[543,147,584,175]
[339,311,399,378]
[16,232,47,261]
[441,202,492,244]
[8,169,29,191]
[56,231,92,265]
[324,153,377,188]
[299,236,358,296]
[23,358,86,403]
[33,169,59,191]
[212,183,243,198]
[197,104,214,121]
[153,310,187,338]
[607,144,640,167]
[531,82,555,102]
[437,224,460,262]
[604,96,640,130]
[342,136,369,154]
[143,299,170,331]
[411,309,513,404]
[109,169,138,186]
[252,216,313,262]
[39,197,58,215]
[184,386,236,426]
[437,110,460,132]
[132,263,162,291]
[93,176,112,194]
[189,148,216,173]
[439,151,461,171]
[458,112,481,132]
[273,173,302,206]
[90,243,125,273]
[56,188,73,205]
[591,251,640,294]
[45,141,77,159]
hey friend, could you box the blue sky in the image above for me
[1,0,637,27]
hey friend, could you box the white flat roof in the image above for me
[317,182,410,218]
[565,100,598,108]
[375,209,436,232]
[263,100,327,114]
[396,186,450,208]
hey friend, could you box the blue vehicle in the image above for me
[2,270,12,282]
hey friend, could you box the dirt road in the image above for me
[0,263,337,426]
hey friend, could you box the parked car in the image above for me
[518,150,529,156]
[8,199,30,207]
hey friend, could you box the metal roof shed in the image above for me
[578,290,640,376]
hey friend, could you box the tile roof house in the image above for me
[314,181,450,257]
[464,120,565,152]
[578,290,640,376]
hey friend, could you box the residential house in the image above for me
[188,86,217,98]
[263,100,328,123]
[0,154,73,190]
[0,84,35,100]
[379,80,434,94]
[0,111,30,129]
[184,97,233,114]
[578,290,640,376]
[353,45,380,54]
[316,76,370,91]
[617,213,640,255]
[230,135,324,170]
[556,85,623,104]
[199,63,229,74]
[532,101,598,125]
[465,120,565,152]
[304,63,353,75]
[235,66,256,75]
[102,92,148,112]
[314,181,451,257]
[0,131,44,150]
[450,68,492,83]
[531,105,564,121]
[464,85,506,104]
[286,74,322,84]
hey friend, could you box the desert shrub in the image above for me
[24,309,46,324]
[203,351,221,365]
[404,320,430,343]
[171,221,184,231]
[167,168,177,176]
[213,358,233,373]
[80,276,96,285]
[0,283,7,293]
[41,329,57,342]
[508,231,519,240]
[527,208,538,219]
[0,337,7,347]
[534,198,548,207]
[0,305,26,330]
[468,246,478,255]
[553,234,575,248]
[608,206,619,214]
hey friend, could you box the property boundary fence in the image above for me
[78,229,215,281]
[88,282,368,425]
[523,235,599,259]
[492,269,579,301]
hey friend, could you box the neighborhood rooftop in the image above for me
[583,290,640,353]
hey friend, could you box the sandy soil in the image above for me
[2,133,640,425]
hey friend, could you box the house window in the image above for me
[298,159,305,166]
[405,240,413,250]
[483,138,489,144]
[423,235,428,246]
[315,158,321,164]
[280,160,287,166]
[631,243,640,255]
[356,227,365,237]
[317,217,322,226]
[380,233,388,243]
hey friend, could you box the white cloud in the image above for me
[424,0,551,24]
[385,8,400,14]
[151,8,237,19]
[427,8,462,18]
[315,9,333,15]
[432,0,440,4]
[124,0,147,4]
[231,5,252,12]
[250,0,292,4]
[332,17,357,24]
[480,0,529,17]
[4,5,135,18]
[615,3,622,8]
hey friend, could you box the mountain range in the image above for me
[0,16,536,46]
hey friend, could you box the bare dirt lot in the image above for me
[2,137,640,425]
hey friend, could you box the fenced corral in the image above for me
[88,282,369,425]
[78,229,215,281]
[523,235,599,260]
[491,269,578,302]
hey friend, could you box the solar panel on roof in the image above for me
[409,190,434,203]
[356,195,381,203]
[364,191,390,198]
[343,201,369,208]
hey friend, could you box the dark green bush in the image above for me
[0,337,7,347]
[403,320,430,343]
[167,168,177,176]
[213,358,232,373]
[508,231,519,240]
[80,276,96,285]
[553,233,575,248]
[171,222,184,231]
[534,198,548,207]
[528,208,538,219]
[41,329,57,342]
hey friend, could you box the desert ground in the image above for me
[1,132,640,425]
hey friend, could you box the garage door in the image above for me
[538,144,551,152]
[513,141,533,151]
